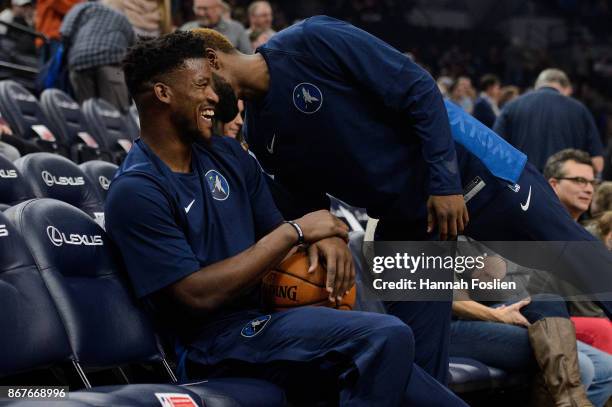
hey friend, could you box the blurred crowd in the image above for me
[1,0,611,149]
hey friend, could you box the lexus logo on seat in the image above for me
[0,169,17,178]
[0,224,8,237]
[57,100,79,110]
[99,109,121,118]
[12,92,36,102]
[98,176,111,190]
[41,171,85,187]
[46,225,103,247]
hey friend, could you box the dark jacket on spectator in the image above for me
[60,2,135,71]
[472,96,497,129]
[493,87,603,172]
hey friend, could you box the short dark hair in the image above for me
[543,149,593,180]
[122,31,209,96]
[479,74,500,91]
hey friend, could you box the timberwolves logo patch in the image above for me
[205,169,230,201]
[293,82,323,114]
[241,315,271,338]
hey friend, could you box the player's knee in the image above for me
[371,314,415,353]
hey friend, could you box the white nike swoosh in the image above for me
[520,186,532,211]
[266,134,275,154]
[184,199,196,213]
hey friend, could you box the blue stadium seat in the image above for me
[82,98,134,164]
[79,160,118,203]
[13,153,104,225]
[448,357,492,393]
[5,199,285,406]
[0,210,134,406]
[0,153,34,206]
[39,89,114,163]
[448,357,529,394]
[0,80,62,155]
[0,210,73,378]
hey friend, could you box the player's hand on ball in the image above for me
[427,194,469,240]
[493,298,531,327]
[296,210,349,243]
[307,237,355,302]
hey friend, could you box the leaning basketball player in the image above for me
[195,16,612,387]
[105,31,467,406]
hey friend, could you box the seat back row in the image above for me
[0,153,116,224]
[0,200,286,406]
[0,80,139,164]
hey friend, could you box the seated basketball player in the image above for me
[105,32,467,406]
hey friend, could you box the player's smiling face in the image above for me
[167,58,219,144]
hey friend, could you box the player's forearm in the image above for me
[452,299,497,322]
[168,223,298,313]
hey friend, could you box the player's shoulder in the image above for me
[196,134,243,158]
[263,16,351,50]
[301,15,352,32]
[106,172,166,212]
[107,141,172,209]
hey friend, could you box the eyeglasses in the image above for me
[555,177,598,187]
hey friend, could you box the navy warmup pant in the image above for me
[374,219,453,385]
[465,162,612,317]
[185,307,466,406]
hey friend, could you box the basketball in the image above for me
[262,251,356,311]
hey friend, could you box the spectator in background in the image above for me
[451,265,612,406]
[472,74,501,128]
[588,211,612,250]
[216,99,247,149]
[494,68,604,174]
[248,28,272,49]
[436,76,453,98]
[179,0,251,54]
[0,0,35,33]
[246,1,274,36]
[0,0,37,64]
[61,2,135,112]
[498,85,520,109]
[540,149,612,356]
[221,99,244,139]
[103,0,172,37]
[35,0,81,62]
[219,0,230,20]
[449,76,475,114]
[591,182,612,218]
[546,149,597,222]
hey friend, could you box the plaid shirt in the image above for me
[61,2,135,71]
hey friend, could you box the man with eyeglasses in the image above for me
[545,149,598,221]
[539,149,612,399]
[180,0,252,54]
